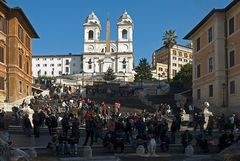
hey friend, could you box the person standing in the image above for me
[83,116,96,146]
[23,114,32,137]
[32,111,41,138]
[170,116,178,144]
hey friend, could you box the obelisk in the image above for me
[106,17,110,55]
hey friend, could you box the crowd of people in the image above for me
[0,84,240,156]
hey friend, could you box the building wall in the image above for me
[0,11,7,102]
[0,2,38,103]
[7,17,33,102]
[189,1,240,109]
[32,55,83,77]
[152,44,192,79]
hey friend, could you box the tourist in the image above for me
[218,129,234,151]
[23,114,32,137]
[181,130,193,151]
[83,116,96,146]
[0,108,5,130]
[170,116,178,144]
[32,110,41,138]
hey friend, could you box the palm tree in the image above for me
[162,29,177,82]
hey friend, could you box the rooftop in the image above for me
[184,0,239,39]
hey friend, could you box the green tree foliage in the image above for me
[104,67,116,81]
[162,29,178,82]
[134,58,153,82]
[172,63,192,90]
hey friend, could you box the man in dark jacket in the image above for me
[83,116,96,146]
[181,130,193,150]
[171,116,178,144]
[32,111,41,138]
[23,114,32,137]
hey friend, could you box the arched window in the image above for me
[122,29,128,39]
[88,30,94,40]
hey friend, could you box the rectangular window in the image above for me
[196,37,200,51]
[208,27,213,43]
[26,35,30,50]
[51,70,54,76]
[59,71,62,75]
[65,60,70,65]
[229,50,235,67]
[197,64,201,78]
[44,71,47,76]
[178,52,182,57]
[19,81,22,93]
[184,59,188,62]
[26,85,29,96]
[197,89,201,100]
[229,17,234,35]
[43,58,47,61]
[0,47,4,63]
[50,64,54,67]
[26,61,29,74]
[209,85,213,97]
[173,57,177,60]
[18,25,24,42]
[50,58,54,61]
[88,64,92,69]
[57,58,61,60]
[36,64,40,67]
[19,53,22,69]
[57,64,61,67]
[0,76,4,90]
[172,63,177,67]
[43,64,47,67]
[208,57,213,72]
[172,50,177,55]
[65,67,69,73]
[184,53,188,58]
[178,58,182,61]
[123,64,126,69]
[230,81,235,94]
[0,16,7,34]
[173,69,177,77]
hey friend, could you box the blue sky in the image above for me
[8,0,232,64]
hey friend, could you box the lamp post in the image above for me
[158,73,161,88]
[222,83,226,107]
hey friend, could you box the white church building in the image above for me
[82,11,135,82]
[32,11,135,83]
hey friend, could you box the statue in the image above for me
[202,102,213,129]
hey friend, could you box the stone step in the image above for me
[20,144,219,157]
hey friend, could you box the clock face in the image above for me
[122,44,128,52]
[88,45,94,51]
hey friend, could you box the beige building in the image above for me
[0,1,39,103]
[184,0,240,109]
[152,44,192,79]
[152,63,168,80]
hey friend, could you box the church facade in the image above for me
[82,11,135,82]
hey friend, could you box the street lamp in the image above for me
[222,83,226,107]
[158,73,161,88]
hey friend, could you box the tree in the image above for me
[162,29,178,82]
[103,67,116,81]
[172,63,192,90]
[134,58,153,82]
